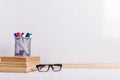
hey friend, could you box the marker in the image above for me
[21,32,26,56]
[21,33,24,37]
[14,33,19,56]
[19,50,24,56]
[28,33,32,38]
[17,39,29,55]
[17,32,21,37]
[21,33,25,39]
[25,33,31,56]
[14,33,18,37]
[15,39,20,55]
[25,33,29,37]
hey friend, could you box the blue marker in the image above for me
[14,33,18,37]
[19,50,24,56]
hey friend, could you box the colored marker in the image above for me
[14,33,18,37]
[15,39,20,55]
[25,33,29,37]
[17,32,21,37]
[21,33,24,36]
[28,33,32,38]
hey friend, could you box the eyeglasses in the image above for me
[36,64,62,72]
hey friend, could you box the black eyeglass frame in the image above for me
[36,64,62,72]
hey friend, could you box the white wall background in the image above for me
[0,0,120,63]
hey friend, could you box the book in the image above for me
[0,56,40,73]
[0,61,40,67]
[1,56,40,62]
[0,66,37,73]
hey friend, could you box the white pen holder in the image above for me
[15,37,31,57]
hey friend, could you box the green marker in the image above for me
[28,33,32,38]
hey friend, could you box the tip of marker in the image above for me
[14,33,18,37]
[17,32,21,37]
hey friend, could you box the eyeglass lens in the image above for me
[38,65,49,72]
[52,64,62,71]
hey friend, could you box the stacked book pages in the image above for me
[0,56,40,73]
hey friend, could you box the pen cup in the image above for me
[14,37,31,57]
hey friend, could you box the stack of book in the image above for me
[0,56,40,73]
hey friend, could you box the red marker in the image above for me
[17,32,21,37]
